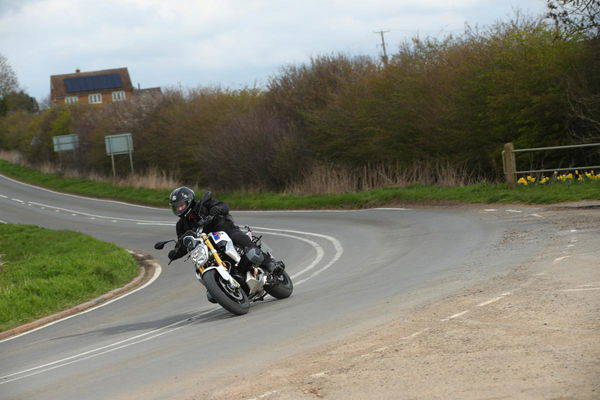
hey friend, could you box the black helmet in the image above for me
[169,187,195,217]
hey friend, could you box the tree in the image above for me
[0,53,18,96]
[547,0,600,37]
[3,90,39,113]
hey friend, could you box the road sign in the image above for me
[104,133,134,177]
[52,134,79,152]
[105,133,133,156]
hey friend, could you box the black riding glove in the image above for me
[209,207,221,216]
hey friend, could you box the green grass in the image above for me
[0,224,138,332]
[0,159,599,209]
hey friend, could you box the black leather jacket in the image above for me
[169,194,235,261]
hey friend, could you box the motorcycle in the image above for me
[154,222,293,315]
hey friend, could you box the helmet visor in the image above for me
[171,200,190,216]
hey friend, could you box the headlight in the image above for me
[191,244,209,265]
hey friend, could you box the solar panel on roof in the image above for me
[64,73,123,93]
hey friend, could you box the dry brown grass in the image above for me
[0,150,24,165]
[116,167,181,190]
[1,153,181,190]
[285,161,479,194]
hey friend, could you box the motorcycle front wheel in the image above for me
[265,270,293,299]
[203,269,250,315]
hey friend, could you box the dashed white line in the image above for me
[506,209,522,213]
[441,310,469,322]
[561,287,600,292]
[11,198,24,204]
[529,213,543,218]
[484,209,498,212]
[401,328,430,340]
[553,255,571,264]
[0,173,165,211]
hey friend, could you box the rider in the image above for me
[167,187,284,277]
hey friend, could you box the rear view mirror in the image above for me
[154,240,173,250]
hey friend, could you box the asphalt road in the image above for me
[0,174,543,399]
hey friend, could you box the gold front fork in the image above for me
[198,233,227,274]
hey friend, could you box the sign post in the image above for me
[52,134,79,169]
[104,133,134,178]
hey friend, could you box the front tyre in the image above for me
[265,270,293,299]
[203,269,250,315]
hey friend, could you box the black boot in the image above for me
[262,257,285,275]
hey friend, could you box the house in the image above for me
[50,67,135,105]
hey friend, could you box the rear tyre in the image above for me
[203,269,250,315]
[265,270,293,299]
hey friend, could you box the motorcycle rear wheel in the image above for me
[203,269,250,315]
[265,270,293,299]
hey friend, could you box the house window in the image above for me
[88,93,102,104]
[65,96,78,104]
[112,90,126,101]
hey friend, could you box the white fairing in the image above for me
[210,231,241,263]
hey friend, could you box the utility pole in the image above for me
[374,30,390,66]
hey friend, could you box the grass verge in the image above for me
[0,224,138,332]
[0,159,599,209]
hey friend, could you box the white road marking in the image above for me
[506,209,522,213]
[477,292,511,307]
[484,209,497,212]
[0,194,7,198]
[28,201,166,224]
[373,346,389,352]
[529,214,543,218]
[441,310,469,321]
[0,173,165,210]
[567,244,575,248]
[11,198,24,204]
[239,208,410,214]
[0,310,188,385]
[247,390,279,400]
[400,328,430,340]
[0,263,163,344]
[254,231,324,280]
[570,229,577,233]
[561,287,600,292]
[553,255,571,264]
[255,226,344,286]
[0,220,6,224]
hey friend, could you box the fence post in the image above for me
[503,142,516,188]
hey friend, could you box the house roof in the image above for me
[50,67,134,99]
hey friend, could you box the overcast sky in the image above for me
[0,0,548,102]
